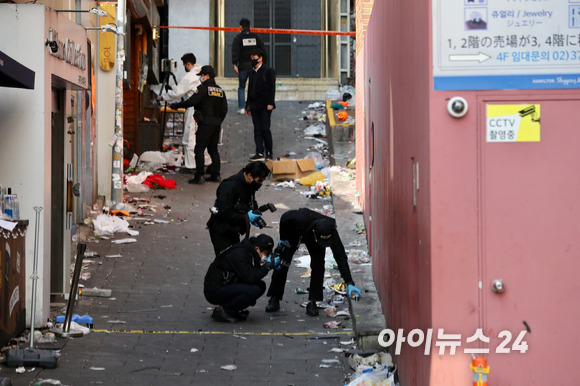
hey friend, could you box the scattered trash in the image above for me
[323,321,342,329]
[295,288,309,294]
[341,338,355,345]
[89,367,106,371]
[304,124,326,137]
[220,364,237,371]
[111,238,137,244]
[190,348,199,353]
[81,288,112,298]
[276,181,296,189]
[347,366,395,386]
[126,229,140,237]
[32,379,63,385]
[92,214,130,236]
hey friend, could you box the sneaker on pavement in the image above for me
[265,296,280,312]
[188,175,205,185]
[208,175,221,183]
[265,152,273,161]
[306,300,319,316]
[237,108,246,115]
[248,153,265,162]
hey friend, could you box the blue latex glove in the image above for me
[266,254,281,270]
[347,284,362,299]
[247,210,261,227]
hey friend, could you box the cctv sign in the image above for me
[486,104,541,142]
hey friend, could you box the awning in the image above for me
[0,50,35,89]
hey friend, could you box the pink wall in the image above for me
[361,1,580,384]
[362,1,433,384]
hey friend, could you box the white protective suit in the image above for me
[161,63,210,169]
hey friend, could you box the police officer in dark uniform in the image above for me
[171,65,227,184]
[265,208,362,316]
[204,234,280,323]
[206,161,271,256]
[232,18,265,115]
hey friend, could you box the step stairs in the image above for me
[217,77,340,101]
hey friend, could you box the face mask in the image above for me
[251,58,259,67]
[250,181,262,190]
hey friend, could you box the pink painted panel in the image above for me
[480,98,580,383]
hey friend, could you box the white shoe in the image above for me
[237,108,246,115]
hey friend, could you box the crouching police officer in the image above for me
[170,65,227,184]
[206,161,271,256]
[265,208,362,316]
[204,234,280,322]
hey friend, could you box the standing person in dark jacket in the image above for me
[170,65,227,185]
[265,208,362,316]
[206,161,271,256]
[204,234,280,323]
[246,48,276,162]
[232,18,265,115]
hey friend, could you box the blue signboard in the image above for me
[433,0,580,91]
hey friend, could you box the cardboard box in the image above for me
[266,158,316,181]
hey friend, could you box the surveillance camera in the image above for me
[447,96,468,118]
[46,40,59,53]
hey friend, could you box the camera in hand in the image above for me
[253,203,277,229]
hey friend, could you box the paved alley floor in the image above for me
[2,100,372,386]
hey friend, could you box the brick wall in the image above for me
[355,0,374,55]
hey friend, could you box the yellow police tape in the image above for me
[92,329,353,336]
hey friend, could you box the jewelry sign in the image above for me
[433,0,580,90]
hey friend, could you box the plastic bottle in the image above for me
[4,195,13,219]
[11,194,19,220]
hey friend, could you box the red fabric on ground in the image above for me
[143,174,177,189]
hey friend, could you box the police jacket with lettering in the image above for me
[204,239,269,288]
[279,208,354,285]
[232,29,265,71]
[171,78,227,126]
[206,169,261,235]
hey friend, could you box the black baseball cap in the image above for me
[196,65,216,78]
[252,234,274,254]
[312,219,334,248]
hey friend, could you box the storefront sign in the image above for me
[49,37,87,71]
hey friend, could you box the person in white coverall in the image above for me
[158,53,210,171]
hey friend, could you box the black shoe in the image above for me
[237,310,249,320]
[188,175,205,185]
[265,296,280,312]
[249,153,265,162]
[306,300,319,316]
[265,152,273,161]
[211,306,240,323]
[207,175,221,183]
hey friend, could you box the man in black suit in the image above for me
[246,48,276,162]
